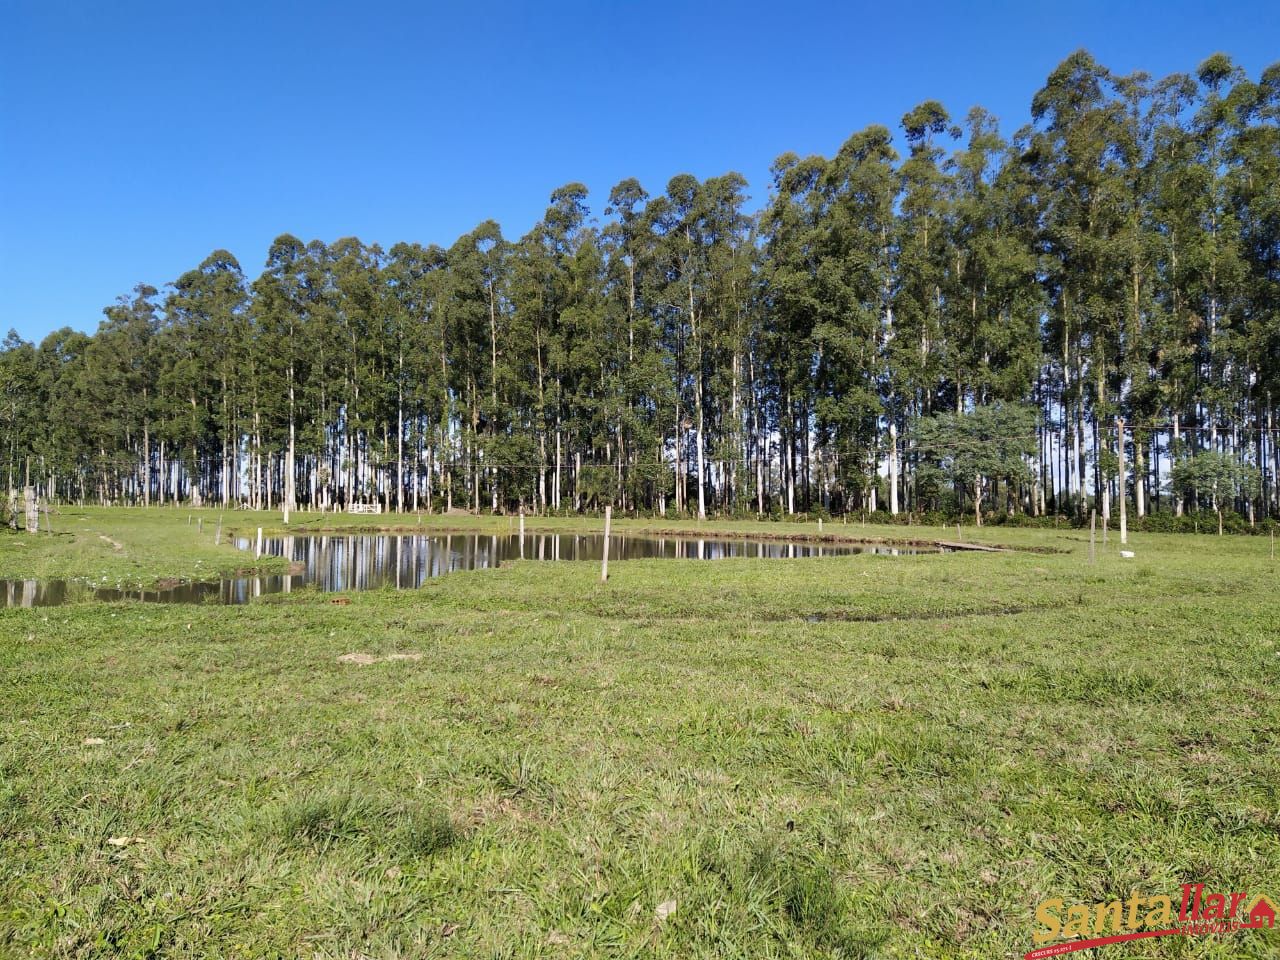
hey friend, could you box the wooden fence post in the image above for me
[601,506,612,582]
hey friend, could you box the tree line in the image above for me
[4,51,1279,526]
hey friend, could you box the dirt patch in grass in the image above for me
[336,652,423,665]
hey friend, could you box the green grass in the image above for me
[2,510,1278,957]
[0,508,289,588]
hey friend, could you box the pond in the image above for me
[0,531,935,608]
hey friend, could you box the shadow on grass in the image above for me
[275,787,459,858]
[697,831,890,956]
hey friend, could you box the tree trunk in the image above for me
[1173,413,1183,516]
[889,419,899,516]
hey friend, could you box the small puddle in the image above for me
[1,532,936,608]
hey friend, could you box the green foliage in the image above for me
[2,50,1278,527]
[914,403,1038,516]
[1171,451,1261,506]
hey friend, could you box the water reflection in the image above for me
[1,532,931,608]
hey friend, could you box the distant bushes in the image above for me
[744,506,1278,535]
[510,500,1278,535]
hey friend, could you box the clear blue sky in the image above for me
[3,0,1278,343]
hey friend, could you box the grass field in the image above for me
[2,509,1278,958]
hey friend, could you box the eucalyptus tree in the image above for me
[893,101,957,409]
[941,111,1043,512]
[81,285,162,504]
[385,241,445,510]
[475,223,511,510]
[1146,56,1257,513]
[441,222,509,510]
[1108,71,1190,516]
[820,127,899,513]
[251,235,315,510]
[650,172,754,517]
[1230,63,1280,510]
[0,332,39,493]
[948,109,1043,409]
[1148,71,1208,513]
[1187,55,1251,453]
[558,222,614,508]
[893,101,959,512]
[1028,50,1131,517]
[405,244,453,510]
[324,238,386,504]
[651,174,704,516]
[507,185,591,511]
[697,173,754,511]
[163,250,248,504]
[508,231,552,510]
[31,329,92,499]
[759,153,822,515]
[603,178,671,511]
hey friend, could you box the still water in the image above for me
[1,532,930,608]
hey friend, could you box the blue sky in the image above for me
[3,0,1279,342]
